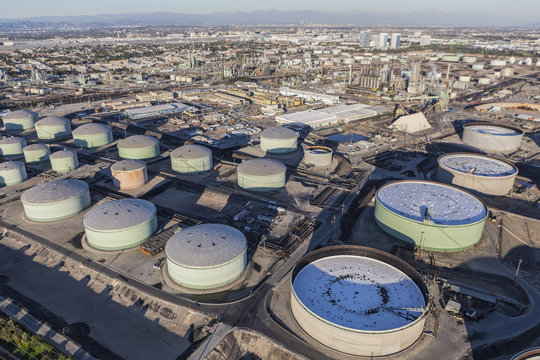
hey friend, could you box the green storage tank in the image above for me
[170,144,212,174]
[0,161,27,186]
[3,110,37,131]
[0,137,26,156]
[35,116,72,140]
[72,123,113,148]
[50,150,79,173]
[117,135,160,160]
[237,158,286,192]
[260,127,299,154]
[23,144,50,164]
[374,180,487,252]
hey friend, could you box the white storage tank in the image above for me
[50,150,79,173]
[0,137,26,157]
[303,146,333,167]
[170,144,212,174]
[237,158,287,192]
[0,161,27,186]
[260,127,299,154]
[35,117,72,140]
[23,144,50,164]
[72,123,113,148]
[462,123,524,152]
[2,110,37,131]
[117,135,160,160]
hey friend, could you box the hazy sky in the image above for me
[2,0,539,20]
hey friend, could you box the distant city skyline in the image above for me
[1,0,539,22]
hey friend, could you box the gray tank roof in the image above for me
[23,144,48,151]
[72,123,112,135]
[83,198,156,231]
[21,179,89,205]
[118,135,159,148]
[260,127,298,140]
[0,137,25,145]
[0,161,24,170]
[110,159,146,172]
[171,144,212,160]
[35,116,69,126]
[439,153,516,177]
[50,150,77,159]
[237,158,287,176]
[166,224,247,268]
[3,110,37,120]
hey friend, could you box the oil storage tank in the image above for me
[237,158,287,191]
[50,150,79,173]
[110,159,148,190]
[170,144,212,174]
[260,127,299,154]
[21,179,91,222]
[3,110,37,131]
[0,137,26,156]
[374,180,487,251]
[290,245,430,357]
[23,144,50,164]
[72,123,113,148]
[83,199,157,251]
[437,153,517,195]
[165,224,248,289]
[35,117,72,140]
[117,135,160,160]
[303,146,333,167]
[462,122,523,152]
[0,161,27,186]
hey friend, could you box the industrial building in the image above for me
[83,199,158,251]
[2,109,37,131]
[21,179,91,222]
[279,88,339,105]
[0,136,26,156]
[259,127,299,154]
[437,153,518,195]
[124,103,189,120]
[462,123,524,152]
[237,158,287,192]
[290,245,430,356]
[165,224,248,289]
[23,144,50,164]
[303,146,333,167]
[170,144,212,174]
[72,123,113,148]
[50,150,79,173]
[0,161,27,186]
[374,180,488,251]
[34,116,72,140]
[110,159,148,190]
[117,135,160,160]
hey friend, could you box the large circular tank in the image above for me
[260,127,299,154]
[21,179,91,222]
[72,123,113,148]
[35,117,72,140]
[165,224,248,289]
[511,348,540,360]
[0,137,27,156]
[303,146,333,167]
[23,144,50,164]
[501,67,514,77]
[462,122,524,152]
[3,110,37,131]
[374,180,488,251]
[50,150,79,173]
[290,245,430,357]
[437,153,517,195]
[237,158,286,192]
[0,161,27,186]
[83,199,157,251]
[110,159,148,190]
[117,135,160,160]
[170,144,212,174]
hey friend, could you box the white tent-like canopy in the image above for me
[389,112,432,133]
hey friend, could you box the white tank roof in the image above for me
[171,144,212,159]
[466,125,521,136]
[3,110,36,119]
[36,116,69,126]
[72,123,111,135]
[50,150,76,159]
[293,255,425,331]
[260,127,298,140]
[21,179,88,204]
[0,137,25,145]
[237,158,286,176]
[83,199,156,231]
[440,154,516,177]
[111,159,146,172]
[0,161,24,170]
[377,181,487,225]
[166,224,247,268]
[118,135,159,148]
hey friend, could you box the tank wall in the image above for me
[436,166,516,196]
[51,155,79,173]
[374,198,486,251]
[261,136,298,154]
[4,116,35,131]
[462,128,522,152]
[85,216,157,250]
[237,171,286,191]
[0,167,27,186]
[112,168,148,189]
[0,140,26,156]
[167,251,246,289]
[171,156,212,173]
[118,143,159,159]
[73,130,113,148]
[24,147,50,163]
[23,192,91,222]
[35,124,71,140]
[304,151,333,167]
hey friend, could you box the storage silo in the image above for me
[170,144,212,174]
[83,199,157,251]
[237,158,287,192]
[462,122,524,152]
[437,153,517,196]
[35,117,72,140]
[0,161,27,186]
[290,245,430,357]
[260,127,299,154]
[110,159,148,190]
[374,180,488,251]
[303,146,333,167]
[50,150,79,173]
[23,144,50,164]
[165,224,248,289]
[3,110,37,131]
[21,179,91,222]
[117,135,160,160]
[72,123,113,148]
[0,137,27,156]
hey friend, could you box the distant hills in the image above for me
[0,10,537,28]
